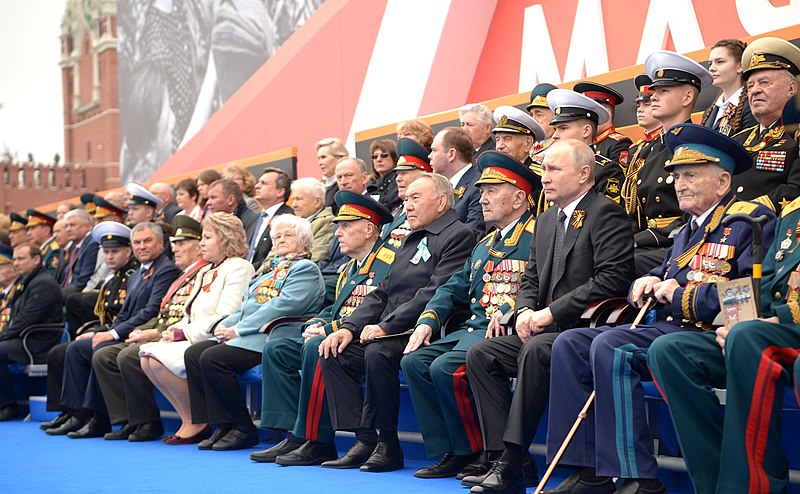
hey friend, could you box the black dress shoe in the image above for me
[415,453,477,479]
[128,421,164,442]
[41,412,71,430]
[0,404,20,421]
[104,422,136,440]
[321,440,376,469]
[250,438,302,462]
[459,451,496,482]
[614,479,667,494]
[522,453,539,487]
[543,471,616,494]
[212,426,260,451]
[198,425,231,450]
[276,440,339,466]
[67,416,111,439]
[360,442,404,473]
[46,415,87,436]
[469,461,526,494]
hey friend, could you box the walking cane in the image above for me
[533,296,655,494]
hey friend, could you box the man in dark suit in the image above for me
[463,139,635,493]
[46,222,180,438]
[59,209,99,294]
[0,243,63,420]
[459,104,495,163]
[544,125,775,494]
[319,173,476,473]
[205,178,259,243]
[429,126,485,237]
[248,167,294,268]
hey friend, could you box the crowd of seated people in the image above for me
[1,37,800,494]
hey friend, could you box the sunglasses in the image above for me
[371,153,390,160]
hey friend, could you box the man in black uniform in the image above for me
[463,139,635,493]
[574,81,633,168]
[546,89,626,206]
[620,50,712,275]
[0,243,63,420]
[731,36,800,213]
[42,222,138,432]
[318,173,475,473]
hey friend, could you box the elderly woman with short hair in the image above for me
[183,214,325,451]
[138,213,255,444]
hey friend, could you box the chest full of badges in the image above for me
[475,259,527,319]
[386,220,411,250]
[159,278,197,327]
[685,240,735,286]
[255,271,286,304]
[340,282,377,317]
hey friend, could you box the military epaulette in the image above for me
[725,201,759,216]
[608,131,629,141]
[595,153,613,167]
[781,196,800,217]
[523,216,535,233]
[752,195,775,213]
[375,245,395,265]
[48,240,59,250]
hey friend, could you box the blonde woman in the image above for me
[139,213,254,444]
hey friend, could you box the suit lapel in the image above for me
[538,208,557,296]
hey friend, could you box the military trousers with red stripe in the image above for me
[400,332,483,458]
[260,335,335,444]
[465,332,558,452]
[649,320,800,494]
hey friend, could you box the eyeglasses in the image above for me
[371,153,390,160]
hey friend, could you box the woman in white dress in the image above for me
[139,212,254,444]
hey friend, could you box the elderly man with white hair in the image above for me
[265,178,333,262]
[459,104,495,162]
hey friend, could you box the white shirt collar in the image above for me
[497,218,521,241]
[141,262,153,271]
[263,202,284,219]
[692,202,718,230]
[714,87,742,109]
[449,164,473,189]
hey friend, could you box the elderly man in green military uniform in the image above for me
[731,36,800,214]
[0,245,21,334]
[8,213,27,248]
[400,151,537,481]
[25,209,60,276]
[91,215,209,442]
[251,192,394,465]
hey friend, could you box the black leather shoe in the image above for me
[543,471,616,494]
[614,479,667,494]
[67,415,111,439]
[522,453,539,487]
[459,451,496,482]
[0,404,20,421]
[276,440,339,466]
[321,440,376,469]
[41,412,70,430]
[128,421,164,442]
[250,438,302,462]
[212,426,259,451]
[198,425,231,450]
[360,442,404,473]
[103,422,136,440]
[469,460,526,494]
[46,415,86,436]
[415,453,477,479]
